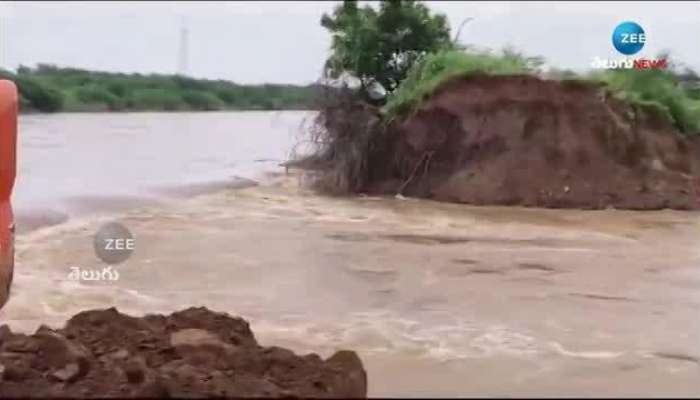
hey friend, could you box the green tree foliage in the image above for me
[0,67,64,112]
[126,88,186,111]
[12,77,64,112]
[321,0,452,97]
[181,90,225,111]
[0,65,319,113]
[75,85,124,110]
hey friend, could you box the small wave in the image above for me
[549,342,624,359]
[14,208,71,234]
[152,177,259,198]
[250,311,545,362]
[14,193,165,236]
[62,194,166,215]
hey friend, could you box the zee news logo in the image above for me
[591,21,667,70]
[612,21,646,55]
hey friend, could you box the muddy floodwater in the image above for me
[13,111,307,232]
[1,112,699,397]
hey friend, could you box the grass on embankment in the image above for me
[591,68,700,135]
[383,49,540,117]
[383,49,700,136]
[0,64,320,113]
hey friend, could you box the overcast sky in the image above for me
[0,1,698,84]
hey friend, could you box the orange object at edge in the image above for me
[0,79,17,309]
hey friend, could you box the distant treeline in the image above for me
[0,64,321,112]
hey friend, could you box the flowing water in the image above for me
[2,111,699,396]
[13,111,310,232]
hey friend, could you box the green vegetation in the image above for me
[381,48,700,136]
[310,0,456,194]
[383,48,543,117]
[0,64,319,113]
[318,1,700,137]
[590,67,700,136]
[382,48,700,135]
[321,0,451,97]
[310,0,700,197]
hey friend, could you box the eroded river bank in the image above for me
[2,170,698,397]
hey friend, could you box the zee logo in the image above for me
[93,222,135,265]
[612,21,646,55]
[103,238,135,251]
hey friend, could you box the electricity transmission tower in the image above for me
[177,23,189,76]
[0,16,5,70]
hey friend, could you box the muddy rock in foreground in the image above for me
[0,307,367,398]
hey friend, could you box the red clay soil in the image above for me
[0,307,367,398]
[367,75,700,210]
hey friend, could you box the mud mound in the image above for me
[0,307,367,398]
[367,75,700,210]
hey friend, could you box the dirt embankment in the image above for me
[0,307,367,398]
[365,75,700,210]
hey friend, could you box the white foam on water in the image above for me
[1,266,171,332]
[549,341,624,359]
[495,247,598,253]
[470,327,540,357]
[249,310,546,362]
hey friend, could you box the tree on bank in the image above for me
[320,0,452,100]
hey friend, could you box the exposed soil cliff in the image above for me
[365,75,700,209]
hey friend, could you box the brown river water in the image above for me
[1,112,699,397]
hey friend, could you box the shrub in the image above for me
[127,88,185,111]
[181,90,225,111]
[12,76,64,112]
[592,68,700,136]
[384,49,538,117]
[307,86,383,193]
[75,85,124,110]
